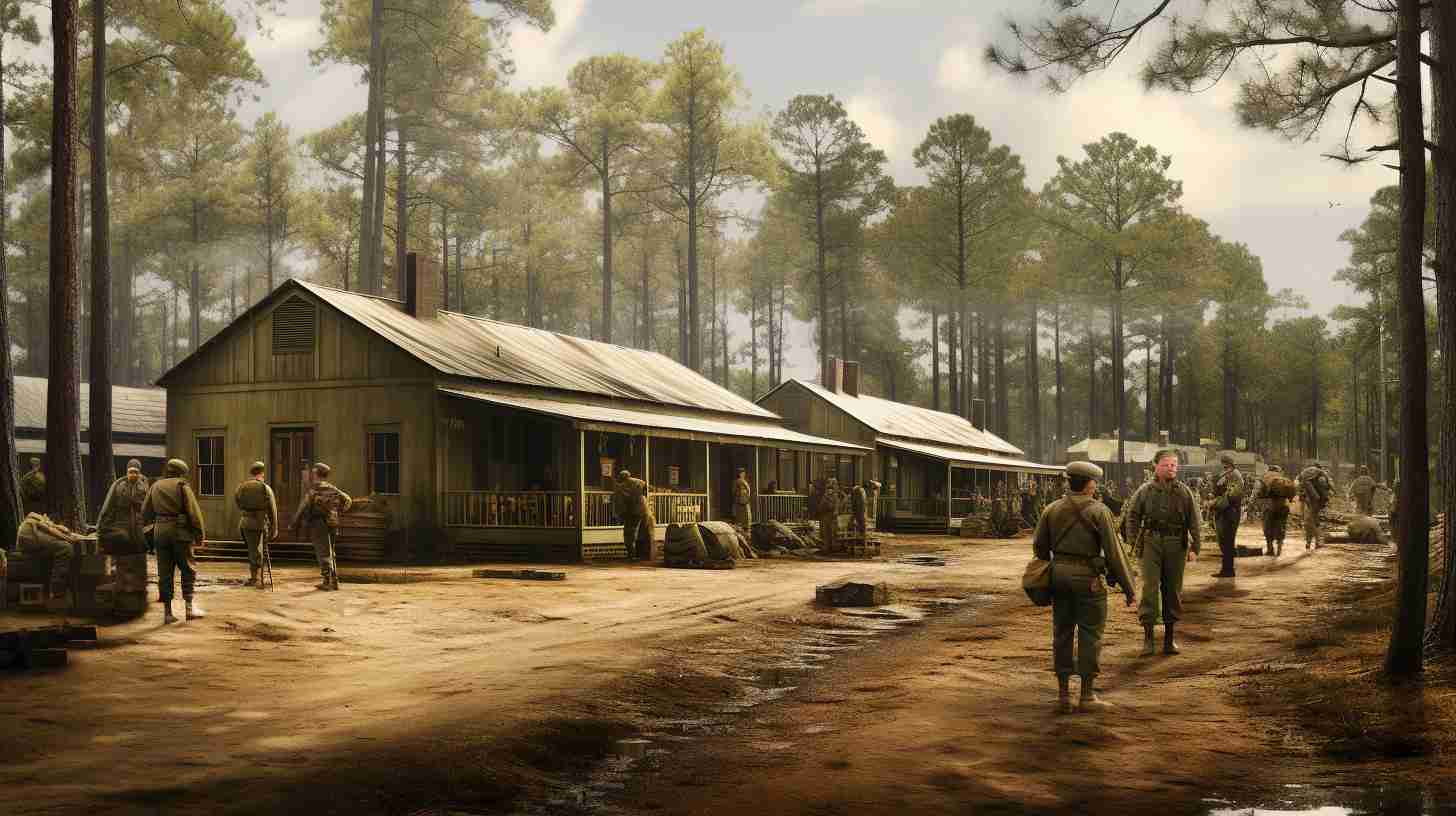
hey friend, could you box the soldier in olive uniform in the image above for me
[96,459,151,614]
[1125,449,1202,657]
[1210,454,1245,578]
[1033,460,1136,714]
[866,479,882,530]
[613,469,654,561]
[1298,462,1333,550]
[1021,480,1041,529]
[235,462,280,588]
[292,462,352,590]
[141,458,208,623]
[1347,466,1377,516]
[19,457,45,516]
[1252,465,1292,557]
[849,481,869,536]
[732,468,753,528]
[819,478,842,552]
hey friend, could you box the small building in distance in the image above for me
[12,375,168,484]
[157,254,866,563]
[758,362,1060,535]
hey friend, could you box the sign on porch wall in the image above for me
[668,465,681,487]
[600,458,615,479]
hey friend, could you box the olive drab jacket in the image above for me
[850,485,867,516]
[20,469,45,505]
[1124,478,1203,554]
[612,476,650,519]
[1032,494,1135,595]
[98,475,150,549]
[235,478,280,534]
[732,476,751,508]
[1298,466,1333,508]
[142,477,207,541]
[293,481,353,531]
[1212,468,1245,513]
[1348,474,1376,503]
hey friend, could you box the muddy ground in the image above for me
[1,526,1451,815]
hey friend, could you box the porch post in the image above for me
[752,446,761,522]
[704,441,712,521]
[946,460,953,531]
[643,433,652,530]
[577,430,586,532]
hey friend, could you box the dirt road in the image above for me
[0,527,1387,815]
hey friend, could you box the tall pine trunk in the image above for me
[1026,301,1041,462]
[0,21,24,548]
[48,0,86,528]
[394,129,407,300]
[1385,0,1429,677]
[358,0,384,293]
[88,0,113,517]
[931,307,940,411]
[601,134,613,343]
[1430,0,1456,652]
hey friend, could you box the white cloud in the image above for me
[798,0,918,17]
[844,88,904,158]
[934,44,978,93]
[507,0,588,90]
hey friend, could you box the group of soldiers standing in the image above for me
[15,455,352,622]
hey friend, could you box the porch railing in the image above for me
[443,491,577,528]
[584,490,620,528]
[758,493,810,522]
[653,493,708,524]
[950,497,975,518]
[877,496,948,519]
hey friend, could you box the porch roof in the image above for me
[877,437,1062,475]
[14,437,167,460]
[440,386,871,455]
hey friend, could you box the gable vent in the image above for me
[272,297,316,354]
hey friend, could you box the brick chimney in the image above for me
[404,252,443,318]
[843,360,860,397]
[824,356,844,393]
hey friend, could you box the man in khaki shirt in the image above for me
[141,458,207,624]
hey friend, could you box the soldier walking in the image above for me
[1252,465,1293,557]
[1125,450,1202,657]
[1297,462,1333,550]
[141,458,207,623]
[96,459,150,615]
[19,457,45,517]
[1021,479,1041,529]
[866,479,881,530]
[235,462,280,589]
[818,478,841,552]
[1347,465,1377,516]
[1033,461,1136,714]
[613,469,654,561]
[292,463,352,590]
[1210,454,1245,578]
[732,468,753,528]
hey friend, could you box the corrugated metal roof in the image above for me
[13,376,166,438]
[878,438,1062,475]
[15,438,167,459]
[780,380,1023,457]
[1066,438,1214,465]
[293,281,776,418]
[441,385,870,453]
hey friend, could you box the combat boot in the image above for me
[1163,623,1181,655]
[316,577,332,591]
[329,574,341,591]
[185,599,205,620]
[1140,624,1157,657]
[1078,677,1114,711]
[163,601,178,624]
[244,568,259,588]
[1056,675,1074,715]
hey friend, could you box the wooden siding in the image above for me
[760,381,878,480]
[167,383,438,541]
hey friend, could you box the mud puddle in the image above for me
[1204,782,1455,815]
[509,573,980,815]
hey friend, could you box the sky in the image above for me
[239,0,1394,381]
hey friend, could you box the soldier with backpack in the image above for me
[235,462,280,589]
[1298,462,1333,550]
[141,459,208,623]
[1253,465,1296,556]
[292,462,352,591]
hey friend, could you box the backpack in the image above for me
[1263,473,1297,499]
[1300,468,1330,504]
[237,480,271,512]
[311,486,340,527]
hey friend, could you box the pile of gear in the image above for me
[6,513,118,616]
[663,521,756,568]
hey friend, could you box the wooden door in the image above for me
[270,428,314,541]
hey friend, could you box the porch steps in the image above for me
[880,517,951,536]
[194,540,317,563]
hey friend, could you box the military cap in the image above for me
[1220,453,1235,466]
[165,458,190,477]
[29,457,40,467]
[249,461,266,475]
[126,458,143,472]
[1359,465,1370,474]
[1268,465,1282,473]
[617,469,631,479]
[1065,461,1103,480]
[313,462,332,477]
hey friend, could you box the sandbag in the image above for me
[664,523,707,561]
[1262,473,1297,499]
[697,521,740,562]
[752,521,805,551]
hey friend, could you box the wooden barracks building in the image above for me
[158,255,867,563]
[758,362,1060,534]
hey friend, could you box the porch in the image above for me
[437,387,867,561]
[874,439,1062,534]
